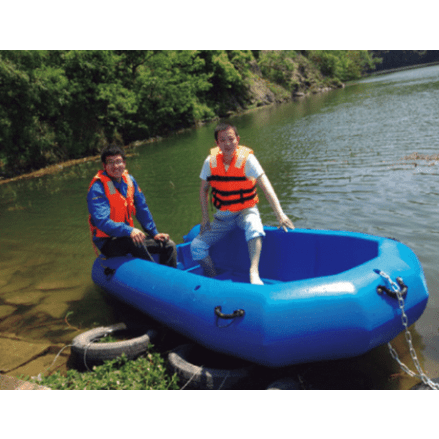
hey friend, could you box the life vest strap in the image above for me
[207,175,247,182]
[211,185,256,197]
[212,192,257,209]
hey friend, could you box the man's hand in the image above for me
[130,228,146,246]
[278,214,295,232]
[154,233,170,242]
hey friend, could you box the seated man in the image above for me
[87,144,177,267]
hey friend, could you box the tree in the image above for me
[0,51,64,173]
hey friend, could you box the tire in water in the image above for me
[266,377,302,390]
[167,343,254,390]
[410,378,439,390]
[71,322,157,370]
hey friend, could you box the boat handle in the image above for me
[214,306,245,319]
[377,277,408,299]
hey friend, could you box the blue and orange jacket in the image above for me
[87,170,158,252]
[88,170,136,239]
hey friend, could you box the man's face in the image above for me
[103,154,126,181]
[216,128,240,161]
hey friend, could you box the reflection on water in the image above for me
[2,65,439,388]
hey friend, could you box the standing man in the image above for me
[190,123,294,285]
[87,144,177,267]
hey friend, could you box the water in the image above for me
[1,65,439,388]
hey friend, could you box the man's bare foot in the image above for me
[250,271,264,285]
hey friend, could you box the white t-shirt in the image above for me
[199,153,264,181]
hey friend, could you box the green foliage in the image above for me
[0,50,379,178]
[131,50,213,139]
[258,50,299,90]
[24,351,180,390]
[309,50,378,82]
[0,51,52,174]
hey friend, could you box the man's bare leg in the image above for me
[248,237,263,285]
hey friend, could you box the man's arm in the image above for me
[257,173,294,231]
[131,177,159,238]
[199,179,211,234]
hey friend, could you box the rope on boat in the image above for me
[377,270,439,390]
[83,340,94,372]
[32,344,74,382]
[218,371,231,390]
[81,327,121,371]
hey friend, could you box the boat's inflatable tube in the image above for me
[71,323,157,370]
[167,344,254,390]
[266,377,303,390]
[92,226,429,368]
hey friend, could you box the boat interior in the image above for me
[177,228,380,284]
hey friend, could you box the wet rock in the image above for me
[0,337,51,373]
[0,374,50,390]
[1,279,33,294]
[3,291,46,306]
[35,279,82,291]
[11,345,70,378]
[35,301,70,319]
[0,305,16,319]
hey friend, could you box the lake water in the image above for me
[1,64,439,388]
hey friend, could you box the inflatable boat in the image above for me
[91,226,429,367]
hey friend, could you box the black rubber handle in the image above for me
[214,306,245,319]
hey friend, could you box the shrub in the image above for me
[23,350,180,390]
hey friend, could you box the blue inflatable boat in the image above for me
[92,226,429,367]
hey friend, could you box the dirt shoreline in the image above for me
[0,156,101,186]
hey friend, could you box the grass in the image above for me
[22,348,180,390]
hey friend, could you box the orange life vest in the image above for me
[207,146,259,211]
[88,170,136,239]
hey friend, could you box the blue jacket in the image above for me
[87,171,159,250]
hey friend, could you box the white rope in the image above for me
[217,370,231,390]
[82,330,114,371]
[32,344,73,382]
[83,341,94,372]
[180,364,204,390]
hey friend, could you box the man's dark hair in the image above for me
[101,144,126,164]
[214,123,239,142]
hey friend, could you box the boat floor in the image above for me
[180,264,283,285]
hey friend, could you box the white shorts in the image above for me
[190,206,265,261]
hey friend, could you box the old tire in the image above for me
[410,377,439,390]
[168,343,254,390]
[266,377,302,390]
[71,322,157,370]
